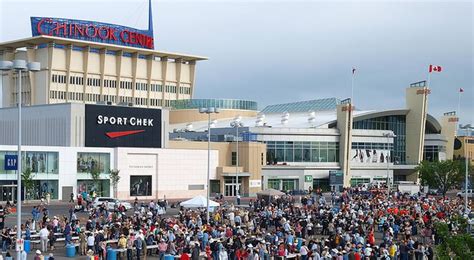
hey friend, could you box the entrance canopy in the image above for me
[256,189,285,197]
[180,195,220,208]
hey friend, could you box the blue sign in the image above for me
[4,155,18,171]
[31,16,154,49]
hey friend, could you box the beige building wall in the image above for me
[454,136,474,164]
[169,140,266,195]
[0,36,205,109]
[336,102,353,187]
[169,109,258,124]
[405,85,429,181]
[439,113,458,160]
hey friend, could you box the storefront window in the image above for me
[0,151,58,174]
[29,180,59,200]
[77,153,110,173]
[268,179,280,190]
[130,176,152,196]
[350,178,370,187]
[77,180,110,197]
[265,141,339,164]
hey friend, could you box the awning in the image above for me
[221,172,251,177]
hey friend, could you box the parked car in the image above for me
[457,189,474,198]
[92,197,133,210]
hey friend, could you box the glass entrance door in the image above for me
[0,186,16,202]
[224,183,241,197]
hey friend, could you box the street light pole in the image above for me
[460,125,473,213]
[230,117,243,199]
[0,60,40,259]
[383,132,396,197]
[199,107,219,224]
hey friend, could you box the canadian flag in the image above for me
[429,65,442,73]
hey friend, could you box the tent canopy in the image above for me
[180,195,220,208]
[256,188,285,196]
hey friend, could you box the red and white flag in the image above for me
[459,88,464,93]
[429,65,442,73]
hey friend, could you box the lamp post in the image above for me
[383,132,396,197]
[459,124,473,213]
[230,117,243,201]
[199,107,219,223]
[0,59,41,259]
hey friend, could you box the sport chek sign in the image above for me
[85,105,162,148]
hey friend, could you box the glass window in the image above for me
[268,179,280,190]
[77,153,110,174]
[130,176,152,196]
[231,152,237,166]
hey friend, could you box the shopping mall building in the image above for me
[0,4,462,201]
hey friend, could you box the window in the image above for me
[265,141,339,164]
[130,176,152,196]
[231,152,237,166]
[77,153,110,174]
[0,151,58,174]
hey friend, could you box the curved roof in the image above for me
[352,109,442,133]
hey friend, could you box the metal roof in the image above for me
[261,98,341,114]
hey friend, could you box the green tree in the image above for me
[415,160,464,197]
[89,167,102,197]
[109,169,120,198]
[22,167,35,201]
[434,219,474,259]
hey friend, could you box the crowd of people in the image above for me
[1,186,471,260]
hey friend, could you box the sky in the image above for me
[0,0,473,125]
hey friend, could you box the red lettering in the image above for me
[52,22,67,36]
[108,28,117,41]
[98,26,109,40]
[36,18,47,35]
[74,24,85,37]
[85,25,97,38]
[129,31,136,44]
[120,30,129,43]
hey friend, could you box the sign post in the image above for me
[15,238,24,252]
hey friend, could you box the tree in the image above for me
[89,167,102,197]
[22,167,35,201]
[109,169,120,198]
[416,160,465,197]
[434,218,474,259]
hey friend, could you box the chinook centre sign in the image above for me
[31,17,155,49]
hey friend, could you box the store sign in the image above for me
[249,180,262,188]
[304,175,313,182]
[85,105,162,148]
[31,17,154,49]
[4,155,18,171]
[329,170,344,186]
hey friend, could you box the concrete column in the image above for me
[189,60,196,98]
[65,44,73,102]
[175,58,182,101]
[160,57,168,107]
[440,112,459,160]
[115,50,123,103]
[82,47,90,103]
[336,101,354,187]
[47,42,56,104]
[131,53,139,105]
[99,48,107,101]
[2,48,15,106]
[146,55,154,108]
[26,45,37,105]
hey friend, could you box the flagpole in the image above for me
[457,89,462,136]
[351,68,355,105]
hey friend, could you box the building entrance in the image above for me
[0,185,16,202]
[224,177,242,197]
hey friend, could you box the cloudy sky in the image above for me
[0,0,472,125]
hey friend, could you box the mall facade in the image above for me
[169,83,459,194]
[0,6,461,200]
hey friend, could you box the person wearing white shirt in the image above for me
[39,226,49,252]
[87,233,95,251]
